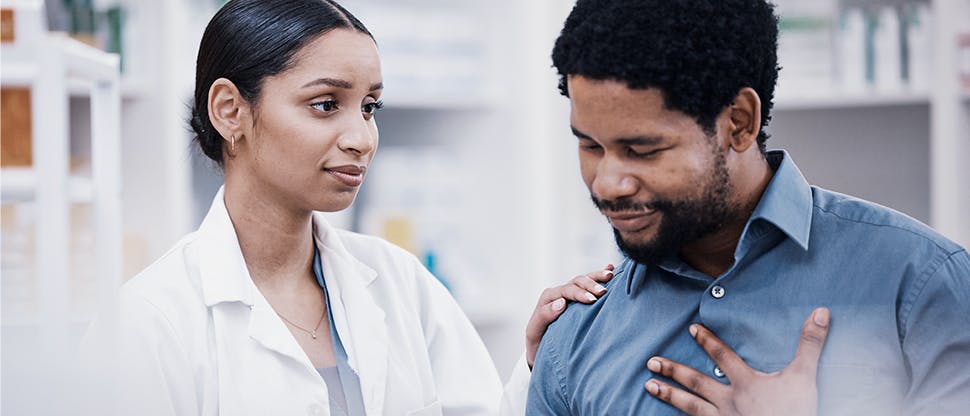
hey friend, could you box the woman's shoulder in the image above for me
[119,232,207,320]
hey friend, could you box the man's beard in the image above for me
[592,150,735,264]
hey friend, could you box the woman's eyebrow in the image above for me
[300,78,383,92]
[302,77,353,89]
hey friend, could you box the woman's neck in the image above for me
[223,178,315,291]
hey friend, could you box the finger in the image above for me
[525,297,567,368]
[588,267,616,284]
[570,274,610,299]
[790,307,831,375]
[690,324,751,380]
[646,356,730,400]
[645,379,718,416]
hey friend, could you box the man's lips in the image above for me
[324,164,366,187]
[604,210,658,233]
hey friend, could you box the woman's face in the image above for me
[238,28,382,213]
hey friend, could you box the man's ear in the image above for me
[725,87,762,153]
[207,78,250,150]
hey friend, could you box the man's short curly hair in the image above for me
[552,0,779,152]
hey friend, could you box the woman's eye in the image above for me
[362,100,384,115]
[311,100,338,112]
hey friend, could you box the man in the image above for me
[527,0,970,415]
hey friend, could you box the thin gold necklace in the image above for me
[276,308,327,339]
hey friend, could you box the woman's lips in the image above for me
[324,165,366,187]
[605,210,658,233]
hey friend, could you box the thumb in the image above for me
[525,298,566,368]
[790,307,831,375]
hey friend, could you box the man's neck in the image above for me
[680,153,775,279]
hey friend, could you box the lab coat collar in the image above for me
[311,213,387,414]
[197,187,255,308]
[196,187,388,413]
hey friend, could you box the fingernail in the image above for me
[647,358,661,372]
[604,271,614,278]
[552,298,565,311]
[813,307,830,327]
[585,293,597,302]
[594,284,607,294]
[646,380,659,395]
[689,325,698,337]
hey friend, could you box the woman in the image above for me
[81,0,613,414]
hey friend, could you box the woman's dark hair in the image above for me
[189,0,373,165]
[552,0,779,153]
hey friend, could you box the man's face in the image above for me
[568,75,737,263]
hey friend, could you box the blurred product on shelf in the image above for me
[348,3,490,105]
[1,87,33,167]
[774,0,837,95]
[960,32,970,90]
[873,5,902,91]
[46,0,125,69]
[902,2,932,92]
[838,7,867,92]
[358,147,470,299]
[1,203,37,324]
[775,0,934,97]
[1,8,14,41]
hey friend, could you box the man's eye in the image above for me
[628,148,660,158]
[311,100,338,112]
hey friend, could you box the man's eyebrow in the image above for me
[571,126,665,145]
[571,126,593,140]
[301,78,383,92]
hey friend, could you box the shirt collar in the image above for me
[625,150,813,295]
[748,150,813,251]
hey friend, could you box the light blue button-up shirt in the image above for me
[528,151,970,415]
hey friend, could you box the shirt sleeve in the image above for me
[900,249,970,415]
[525,330,571,415]
[78,292,198,416]
[412,259,503,415]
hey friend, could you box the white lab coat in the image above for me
[81,188,531,415]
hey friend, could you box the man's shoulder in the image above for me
[810,186,964,254]
[540,264,632,349]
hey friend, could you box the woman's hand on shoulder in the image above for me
[525,264,615,369]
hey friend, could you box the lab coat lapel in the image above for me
[197,188,320,384]
[313,214,388,415]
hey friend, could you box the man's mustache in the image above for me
[591,195,666,212]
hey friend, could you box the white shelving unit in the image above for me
[1,2,123,413]
[1,1,122,329]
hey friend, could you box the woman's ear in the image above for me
[725,87,762,153]
[207,78,251,151]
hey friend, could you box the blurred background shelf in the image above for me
[1,168,94,202]
[775,90,930,110]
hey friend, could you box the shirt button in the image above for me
[710,285,725,299]
[713,366,726,378]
